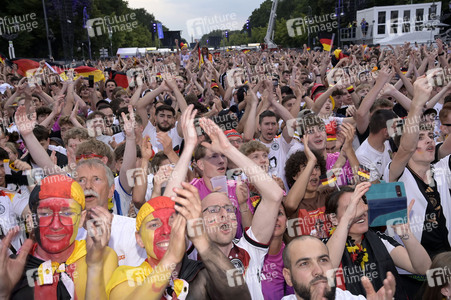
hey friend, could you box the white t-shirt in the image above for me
[112,176,137,217]
[281,288,366,299]
[0,189,25,252]
[355,139,392,181]
[287,139,304,158]
[142,121,183,154]
[259,135,293,190]
[77,214,147,267]
[48,145,67,155]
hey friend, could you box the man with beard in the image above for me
[136,79,188,153]
[282,236,396,300]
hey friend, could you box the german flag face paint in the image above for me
[36,198,82,254]
[139,208,176,261]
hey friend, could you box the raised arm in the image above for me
[15,106,63,174]
[283,135,316,216]
[163,105,197,198]
[173,183,251,299]
[326,182,371,268]
[199,118,284,244]
[243,89,259,142]
[119,105,137,194]
[388,76,432,182]
[355,68,391,134]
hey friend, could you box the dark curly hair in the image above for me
[284,150,326,188]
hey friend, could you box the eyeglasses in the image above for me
[202,205,236,214]
[36,210,81,227]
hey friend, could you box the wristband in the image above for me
[438,52,445,56]
[346,85,355,93]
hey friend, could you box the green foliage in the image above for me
[199,0,446,48]
[0,0,166,60]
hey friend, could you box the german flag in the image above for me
[111,70,128,88]
[320,172,337,186]
[357,165,371,180]
[10,59,40,77]
[242,49,250,54]
[306,47,311,51]
[60,66,105,82]
[0,52,7,65]
[318,32,335,52]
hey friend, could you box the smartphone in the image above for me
[88,75,94,88]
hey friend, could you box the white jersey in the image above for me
[0,189,25,253]
[142,121,183,154]
[77,214,146,267]
[281,288,366,299]
[112,176,137,217]
[355,139,392,181]
[259,136,293,190]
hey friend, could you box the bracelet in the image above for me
[316,74,321,77]
[400,234,410,240]
[438,52,445,56]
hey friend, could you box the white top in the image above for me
[77,214,147,267]
[281,288,366,299]
[355,139,392,181]
[142,121,183,154]
[48,144,67,155]
[112,176,136,217]
[259,135,293,190]
[0,189,25,252]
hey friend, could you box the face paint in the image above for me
[36,198,81,254]
[140,208,175,261]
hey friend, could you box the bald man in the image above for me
[282,236,396,300]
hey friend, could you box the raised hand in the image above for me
[342,182,371,225]
[85,206,113,266]
[199,118,231,153]
[141,135,155,161]
[390,199,414,239]
[180,104,198,147]
[302,134,317,163]
[340,123,356,152]
[157,132,173,155]
[121,105,136,139]
[172,182,206,243]
[0,228,33,298]
[412,75,433,107]
[14,106,36,137]
[161,213,186,266]
[364,271,395,300]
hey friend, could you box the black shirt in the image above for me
[410,169,451,258]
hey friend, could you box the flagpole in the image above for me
[42,0,53,59]
[330,33,335,54]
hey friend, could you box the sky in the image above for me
[127,0,265,42]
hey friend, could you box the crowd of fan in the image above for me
[0,39,451,299]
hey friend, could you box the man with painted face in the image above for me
[106,105,251,300]
[1,175,117,300]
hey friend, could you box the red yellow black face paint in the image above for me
[36,198,81,254]
[140,208,176,261]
